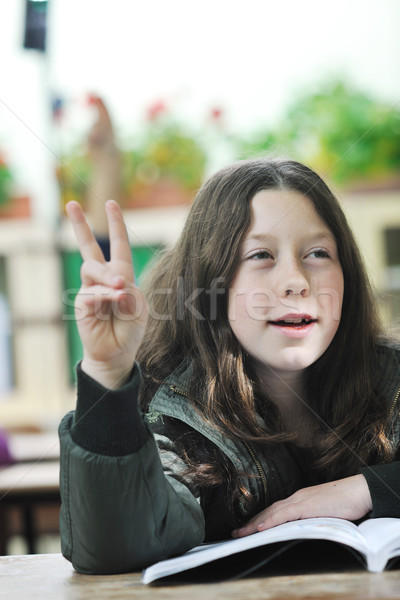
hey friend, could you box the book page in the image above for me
[358,518,400,555]
[142,517,370,584]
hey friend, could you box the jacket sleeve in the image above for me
[58,363,205,575]
[358,345,400,518]
[359,462,400,518]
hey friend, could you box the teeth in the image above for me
[270,317,314,325]
[284,318,303,324]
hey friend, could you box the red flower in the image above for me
[147,100,167,121]
[86,93,101,106]
[210,107,223,121]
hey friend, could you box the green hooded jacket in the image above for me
[58,343,400,574]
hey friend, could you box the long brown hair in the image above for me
[138,158,394,507]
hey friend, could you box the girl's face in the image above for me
[228,189,344,375]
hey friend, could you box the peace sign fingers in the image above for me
[65,201,106,263]
[65,199,147,388]
[105,200,134,268]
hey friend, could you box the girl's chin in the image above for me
[255,350,319,373]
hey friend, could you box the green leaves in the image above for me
[0,156,13,207]
[240,79,400,188]
[123,121,206,193]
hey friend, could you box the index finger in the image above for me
[105,200,133,266]
[88,95,113,128]
[65,201,105,263]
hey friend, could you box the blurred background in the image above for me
[0,0,399,554]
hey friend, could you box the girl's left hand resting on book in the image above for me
[232,474,372,538]
[66,200,148,390]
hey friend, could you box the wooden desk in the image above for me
[0,461,60,554]
[0,553,400,599]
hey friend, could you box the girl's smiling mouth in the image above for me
[268,314,317,337]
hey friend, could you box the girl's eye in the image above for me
[249,250,273,260]
[308,248,330,259]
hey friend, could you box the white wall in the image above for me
[0,0,399,225]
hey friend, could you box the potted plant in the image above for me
[239,79,400,191]
[0,153,31,219]
[57,100,208,210]
[121,100,207,208]
[0,154,13,208]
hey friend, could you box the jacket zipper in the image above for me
[169,384,268,507]
[241,439,268,507]
[169,385,193,401]
[386,384,400,427]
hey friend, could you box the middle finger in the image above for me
[66,201,106,263]
[106,200,133,266]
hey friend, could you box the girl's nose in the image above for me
[285,287,307,297]
[279,261,310,298]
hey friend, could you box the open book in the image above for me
[142,517,400,584]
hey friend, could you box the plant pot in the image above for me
[124,181,196,209]
[0,196,31,219]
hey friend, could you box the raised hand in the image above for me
[87,95,118,163]
[66,200,148,389]
[232,474,372,538]
[85,96,122,237]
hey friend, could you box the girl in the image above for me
[59,158,400,574]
